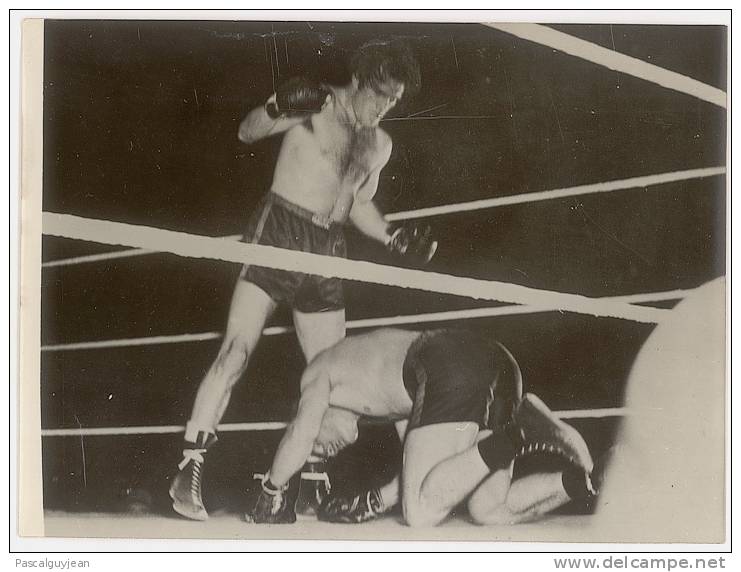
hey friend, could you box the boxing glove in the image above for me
[295,462,331,516]
[245,473,300,524]
[387,223,438,266]
[266,77,331,119]
[317,487,387,524]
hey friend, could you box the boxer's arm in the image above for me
[349,195,392,245]
[349,139,394,243]
[267,372,330,487]
[238,98,306,144]
[239,78,331,144]
[319,421,405,524]
[354,134,392,204]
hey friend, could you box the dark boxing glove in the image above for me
[266,77,331,119]
[317,487,388,524]
[387,223,438,266]
[245,473,300,524]
[295,462,332,517]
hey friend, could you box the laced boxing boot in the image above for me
[295,461,332,516]
[169,423,218,521]
[513,393,594,474]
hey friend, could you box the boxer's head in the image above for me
[348,39,420,127]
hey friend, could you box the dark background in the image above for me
[40,20,726,516]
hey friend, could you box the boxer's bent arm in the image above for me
[350,136,394,243]
[349,198,392,245]
[238,101,305,144]
[268,373,331,486]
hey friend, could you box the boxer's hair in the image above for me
[349,39,421,98]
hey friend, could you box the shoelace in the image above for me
[517,442,578,467]
[179,449,207,503]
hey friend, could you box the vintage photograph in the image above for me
[22,14,727,543]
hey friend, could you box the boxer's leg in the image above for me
[293,308,346,362]
[401,421,484,527]
[191,281,276,430]
[468,470,568,525]
[171,280,275,521]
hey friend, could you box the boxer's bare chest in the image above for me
[311,113,379,184]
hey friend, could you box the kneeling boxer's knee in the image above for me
[402,496,448,528]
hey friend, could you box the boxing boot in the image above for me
[169,423,218,521]
[560,443,625,514]
[513,393,594,473]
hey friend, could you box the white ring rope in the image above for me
[42,248,158,269]
[386,166,725,221]
[41,422,288,437]
[486,23,727,109]
[40,408,629,437]
[40,288,688,352]
[41,236,243,269]
[41,167,725,267]
[42,212,669,324]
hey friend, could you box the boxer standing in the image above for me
[170,40,436,520]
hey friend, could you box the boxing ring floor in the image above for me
[43,510,596,543]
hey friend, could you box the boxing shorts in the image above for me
[239,192,346,312]
[402,329,523,431]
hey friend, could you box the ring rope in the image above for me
[40,407,630,437]
[40,288,688,352]
[41,167,724,268]
[41,235,243,269]
[42,212,669,324]
[486,23,727,108]
[386,166,725,221]
[41,248,160,269]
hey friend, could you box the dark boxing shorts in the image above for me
[402,330,523,431]
[240,192,347,313]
